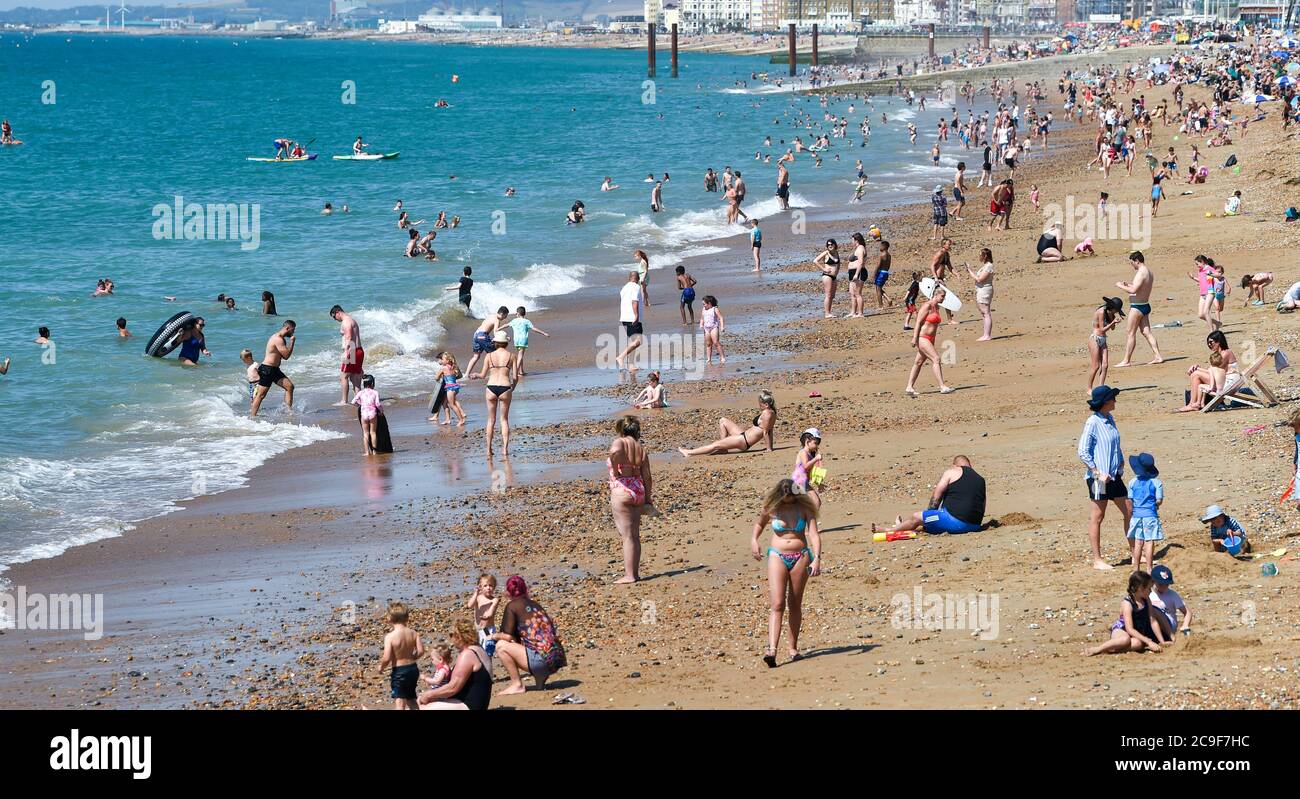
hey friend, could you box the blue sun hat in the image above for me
[1128,452,1159,479]
[1152,565,1174,585]
[1088,385,1120,411]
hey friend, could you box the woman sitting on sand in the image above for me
[1088,297,1125,393]
[417,619,492,710]
[751,479,821,667]
[1035,223,1070,263]
[632,372,667,409]
[814,239,841,319]
[491,576,567,695]
[1176,331,1239,412]
[678,390,777,457]
[608,416,654,584]
[905,288,953,396]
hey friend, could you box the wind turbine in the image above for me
[116,1,130,31]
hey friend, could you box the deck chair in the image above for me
[1200,347,1283,413]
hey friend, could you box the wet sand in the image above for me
[3,62,1300,710]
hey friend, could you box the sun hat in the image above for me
[933,184,944,193]
[803,427,822,440]
[1103,296,1127,317]
[1087,385,1120,411]
[1200,504,1225,523]
[1152,565,1174,585]
[492,330,509,344]
[1128,452,1159,478]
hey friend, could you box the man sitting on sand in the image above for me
[873,455,987,535]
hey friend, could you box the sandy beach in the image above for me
[3,45,1299,711]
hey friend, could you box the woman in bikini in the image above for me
[1088,297,1125,393]
[608,416,653,584]
[750,478,821,668]
[846,232,869,318]
[813,239,841,319]
[905,289,953,396]
[483,330,516,456]
[1177,331,1238,412]
[678,390,776,457]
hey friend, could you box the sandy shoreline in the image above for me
[4,51,1300,710]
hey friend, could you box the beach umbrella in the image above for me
[1280,76,1296,87]
[1243,94,1274,103]
[1272,50,1289,59]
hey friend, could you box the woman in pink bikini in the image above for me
[608,416,653,584]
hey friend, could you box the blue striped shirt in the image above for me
[1078,412,1123,479]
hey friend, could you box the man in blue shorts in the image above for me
[876,455,987,535]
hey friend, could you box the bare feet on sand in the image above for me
[1092,559,1115,571]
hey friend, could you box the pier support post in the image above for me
[812,23,819,67]
[983,26,990,49]
[788,23,796,76]
[648,25,656,78]
[927,23,935,59]
[671,23,678,78]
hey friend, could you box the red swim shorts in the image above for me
[341,346,365,374]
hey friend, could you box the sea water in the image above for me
[0,33,954,574]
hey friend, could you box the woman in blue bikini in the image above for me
[750,478,821,668]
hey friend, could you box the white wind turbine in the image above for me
[116,1,130,31]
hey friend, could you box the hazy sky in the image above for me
[0,1,122,10]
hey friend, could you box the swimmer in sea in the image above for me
[601,176,619,192]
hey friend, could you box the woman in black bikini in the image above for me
[814,239,841,318]
[484,330,516,457]
[679,390,777,457]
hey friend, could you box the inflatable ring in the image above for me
[145,311,195,358]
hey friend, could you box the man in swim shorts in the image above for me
[876,456,986,535]
[465,306,509,379]
[331,305,364,405]
[251,320,296,417]
[1115,251,1164,366]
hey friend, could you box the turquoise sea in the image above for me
[0,33,949,576]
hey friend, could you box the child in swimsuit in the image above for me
[791,428,827,509]
[353,374,383,456]
[1083,571,1166,656]
[902,273,922,331]
[240,349,261,405]
[423,643,454,688]
[465,573,501,657]
[700,295,725,365]
[435,352,466,426]
[379,602,424,710]
[676,266,697,325]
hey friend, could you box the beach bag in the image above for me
[1285,207,1299,223]
[1223,153,1238,168]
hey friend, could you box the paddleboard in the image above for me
[246,154,317,162]
[145,311,195,357]
[918,278,964,313]
[332,151,400,161]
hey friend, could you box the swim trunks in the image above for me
[256,363,287,388]
[472,331,494,353]
[952,187,964,202]
[873,269,890,288]
[921,507,981,534]
[389,663,419,700]
[622,321,644,336]
[341,345,365,374]
[680,287,696,306]
[1127,516,1164,541]
[1129,302,1152,317]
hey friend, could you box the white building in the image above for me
[378,19,421,33]
[680,0,752,30]
[645,0,664,26]
[415,8,504,30]
[892,0,941,25]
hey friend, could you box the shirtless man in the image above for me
[465,306,509,379]
[1115,251,1164,366]
[251,319,296,416]
[732,171,748,221]
[650,181,664,213]
[330,305,364,404]
[930,239,957,324]
[775,161,791,211]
